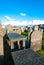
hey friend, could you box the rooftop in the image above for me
[7,33,26,40]
[12,48,44,65]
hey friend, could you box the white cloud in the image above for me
[3,21,28,26]
[5,16,14,21]
[3,20,44,26]
[1,16,44,26]
[28,21,33,25]
[33,20,44,25]
[20,13,26,16]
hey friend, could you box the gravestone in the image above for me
[31,25,42,51]
[0,35,4,65]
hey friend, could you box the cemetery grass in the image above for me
[21,32,28,37]
[37,49,44,57]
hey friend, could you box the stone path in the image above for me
[12,48,44,65]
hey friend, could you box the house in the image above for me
[30,25,42,51]
[12,48,44,65]
[7,33,26,51]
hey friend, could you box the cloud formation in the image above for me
[1,16,44,26]
[33,20,44,25]
[20,13,26,16]
[5,16,14,21]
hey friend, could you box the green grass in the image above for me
[42,32,44,44]
[21,32,28,37]
[37,49,44,57]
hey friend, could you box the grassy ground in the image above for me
[21,32,28,37]
[37,49,44,57]
[42,32,44,44]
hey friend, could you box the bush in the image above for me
[21,32,28,37]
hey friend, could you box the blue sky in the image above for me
[0,0,44,25]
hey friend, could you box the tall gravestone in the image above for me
[0,35,4,65]
[31,25,42,51]
[7,24,12,33]
[28,28,33,40]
